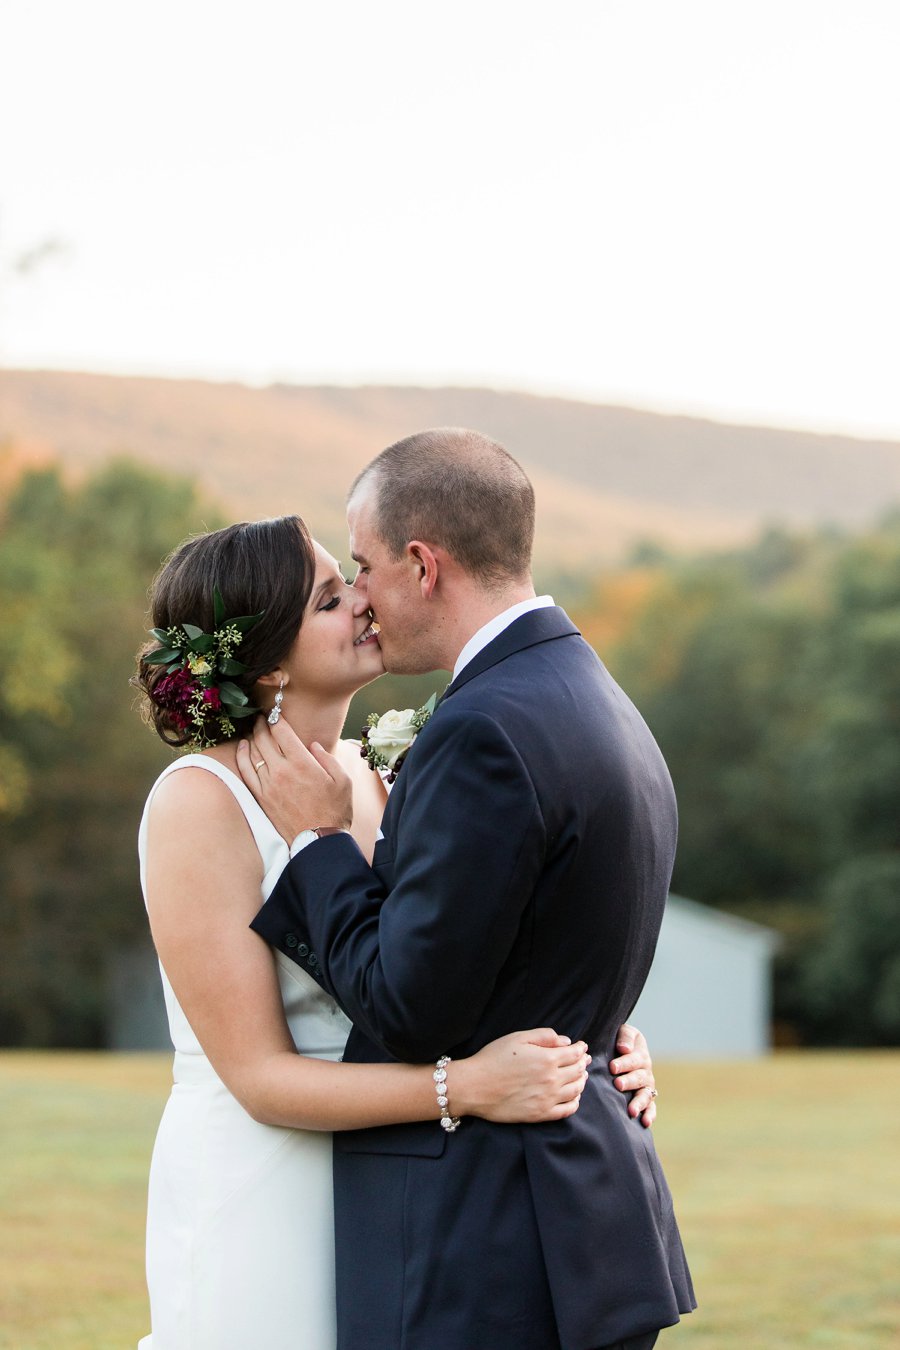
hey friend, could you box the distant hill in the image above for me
[2,369,900,570]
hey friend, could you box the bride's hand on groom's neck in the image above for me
[236,716,354,842]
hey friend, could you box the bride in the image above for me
[134,514,659,1350]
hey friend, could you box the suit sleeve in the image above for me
[250,707,546,1061]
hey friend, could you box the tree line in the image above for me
[577,520,900,1045]
[1,455,897,1046]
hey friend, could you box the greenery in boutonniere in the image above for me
[144,587,264,748]
[360,692,437,782]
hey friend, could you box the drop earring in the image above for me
[267,679,284,726]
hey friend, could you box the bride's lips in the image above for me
[353,621,380,648]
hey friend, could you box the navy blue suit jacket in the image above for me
[252,608,695,1349]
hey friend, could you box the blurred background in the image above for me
[1,2,899,1346]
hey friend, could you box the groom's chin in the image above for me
[381,650,432,678]
[382,658,416,676]
[375,631,442,678]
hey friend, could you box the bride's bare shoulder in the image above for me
[148,763,248,833]
[144,764,261,911]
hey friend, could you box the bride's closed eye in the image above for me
[316,573,350,612]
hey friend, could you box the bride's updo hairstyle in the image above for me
[135,516,316,748]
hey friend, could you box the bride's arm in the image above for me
[145,768,588,1130]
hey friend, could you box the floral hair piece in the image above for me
[361,693,437,782]
[145,586,265,748]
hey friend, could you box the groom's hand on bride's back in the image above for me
[236,716,353,843]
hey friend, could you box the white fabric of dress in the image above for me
[137,755,352,1350]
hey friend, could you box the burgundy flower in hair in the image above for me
[144,587,265,748]
[152,667,197,710]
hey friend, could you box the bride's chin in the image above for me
[350,669,386,694]
[357,644,385,673]
[349,656,386,692]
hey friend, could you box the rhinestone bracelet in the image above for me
[434,1055,461,1133]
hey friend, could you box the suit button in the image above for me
[284,933,298,949]
[308,952,319,968]
[297,943,310,958]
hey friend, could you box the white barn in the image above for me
[630,894,780,1058]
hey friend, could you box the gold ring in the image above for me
[254,759,266,772]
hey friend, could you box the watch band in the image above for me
[289,826,346,859]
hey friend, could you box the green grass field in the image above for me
[1,1051,898,1349]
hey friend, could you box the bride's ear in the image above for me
[256,668,289,690]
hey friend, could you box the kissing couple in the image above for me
[135,428,695,1349]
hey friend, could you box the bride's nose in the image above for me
[350,587,371,618]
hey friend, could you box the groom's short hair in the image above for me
[349,428,535,584]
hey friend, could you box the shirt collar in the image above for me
[452,595,555,680]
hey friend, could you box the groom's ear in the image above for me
[406,540,441,599]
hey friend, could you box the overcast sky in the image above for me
[1,1,898,438]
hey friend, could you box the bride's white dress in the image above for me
[137,756,352,1350]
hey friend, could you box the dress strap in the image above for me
[150,754,272,831]
[138,754,289,898]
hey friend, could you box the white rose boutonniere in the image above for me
[361,693,437,782]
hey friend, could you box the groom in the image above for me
[245,429,695,1350]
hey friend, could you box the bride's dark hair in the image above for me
[134,516,316,747]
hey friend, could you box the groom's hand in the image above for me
[236,716,353,843]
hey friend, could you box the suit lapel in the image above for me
[378,607,580,844]
[440,606,580,703]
